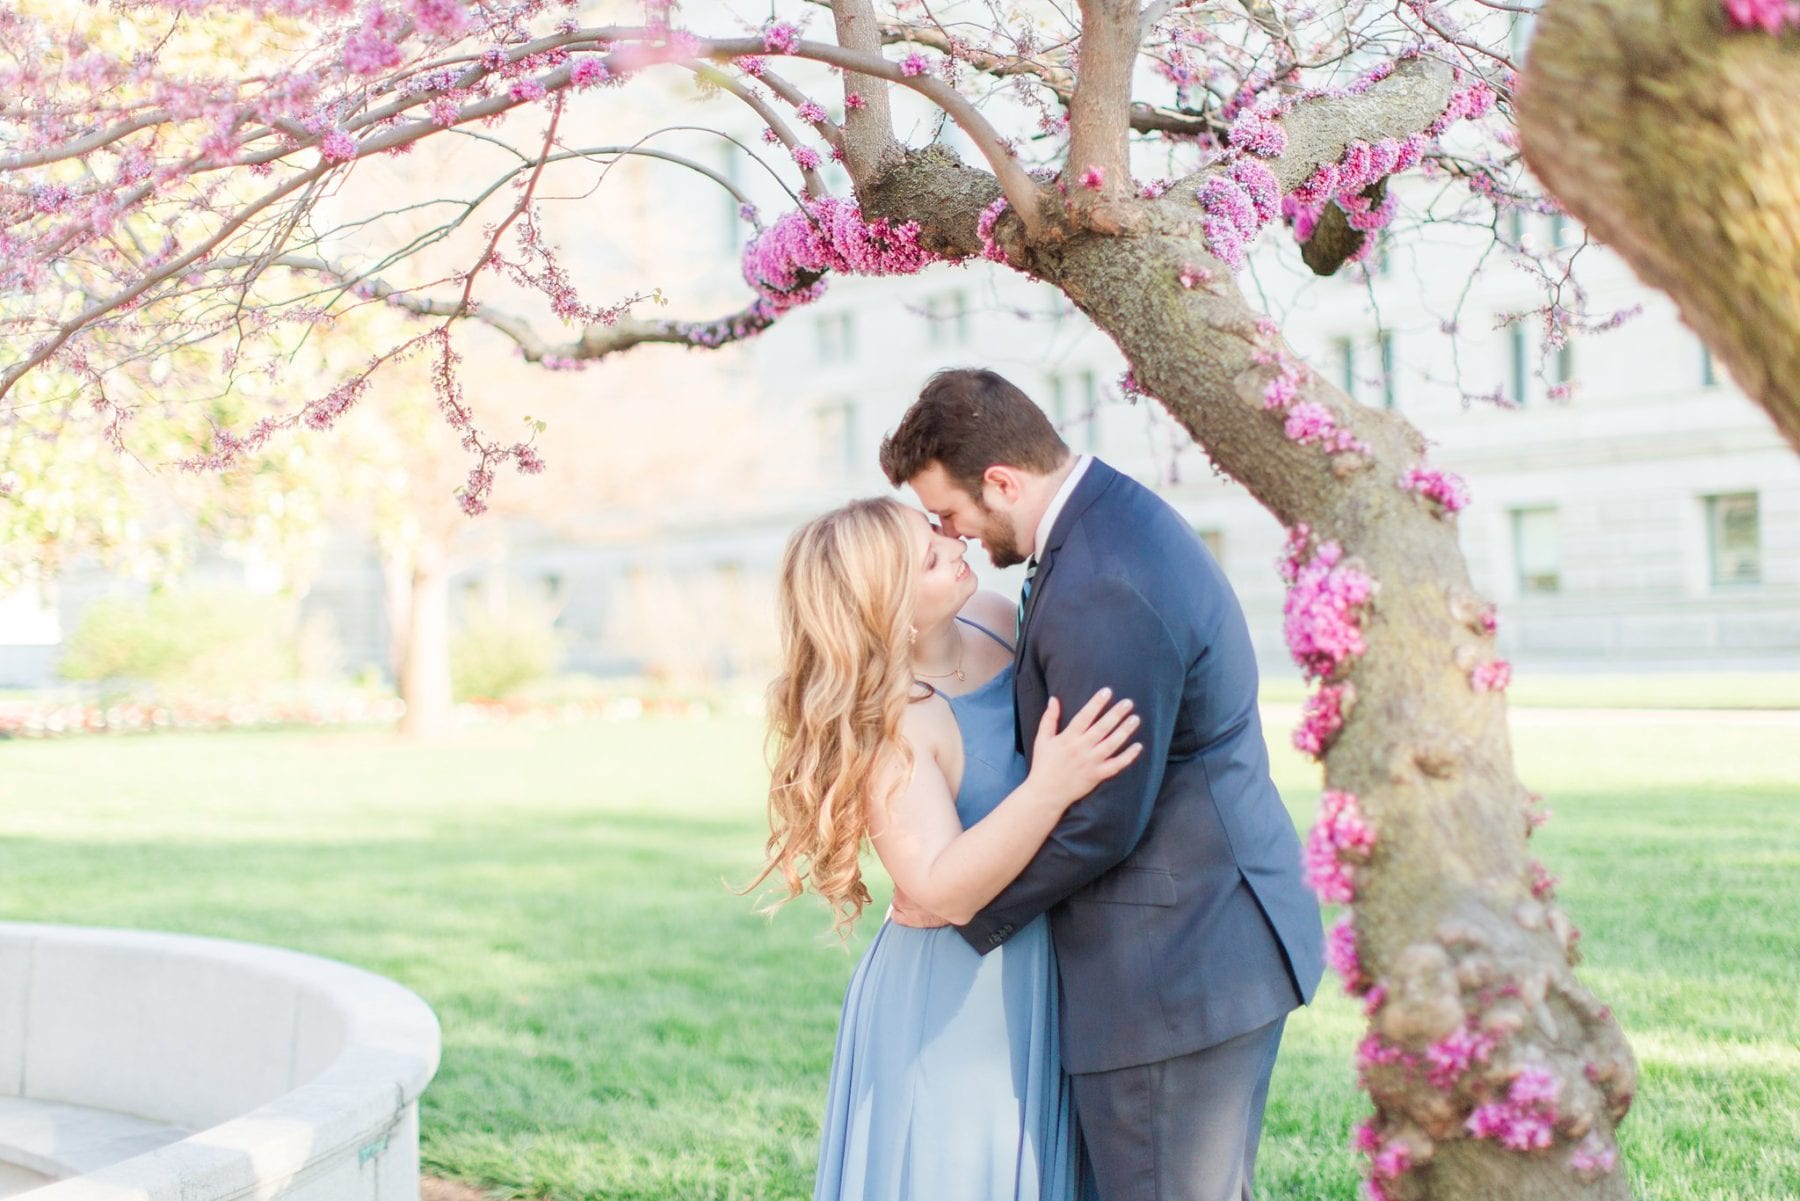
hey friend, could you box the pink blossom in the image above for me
[1352,1119,1383,1155]
[1370,1144,1411,1180]
[1079,165,1105,190]
[1470,659,1512,693]
[1723,0,1799,29]
[1306,789,1374,903]
[1293,683,1347,757]
[570,59,610,88]
[1282,537,1375,679]
[509,77,547,102]
[797,100,828,123]
[845,91,867,109]
[1202,216,1246,270]
[760,127,781,145]
[428,97,460,124]
[1401,466,1470,513]
[1229,158,1282,225]
[1426,1025,1495,1090]
[741,196,937,315]
[407,0,470,37]
[1228,109,1287,158]
[1571,1132,1619,1176]
[1262,361,1302,411]
[1284,401,1337,446]
[1529,860,1559,900]
[1355,1031,1410,1074]
[343,28,403,75]
[900,51,931,77]
[738,55,767,77]
[977,196,1011,263]
[1327,914,1367,993]
[762,22,801,54]
[1197,174,1260,239]
[512,443,546,473]
[1177,263,1210,289]
[1466,1067,1560,1151]
[791,145,821,170]
[320,129,358,163]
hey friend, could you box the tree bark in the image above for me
[1517,0,1800,452]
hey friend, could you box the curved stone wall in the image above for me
[0,924,440,1201]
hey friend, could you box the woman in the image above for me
[755,497,1140,1201]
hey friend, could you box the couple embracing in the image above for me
[757,369,1326,1201]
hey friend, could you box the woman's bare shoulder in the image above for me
[958,589,1018,647]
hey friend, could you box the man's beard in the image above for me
[978,510,1027,569]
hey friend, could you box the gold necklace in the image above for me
[912,628,966,683]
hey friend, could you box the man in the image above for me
[879,368,1324,1201]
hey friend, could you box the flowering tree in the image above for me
[21,0,1800,1195]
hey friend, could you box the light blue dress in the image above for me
[813,621,1096,1201]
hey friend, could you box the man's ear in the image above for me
[981,464,1023,505]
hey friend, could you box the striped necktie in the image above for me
[1016,556,1038,640]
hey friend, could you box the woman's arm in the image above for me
[867,690,1141,926]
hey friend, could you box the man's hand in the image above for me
[888,888,950,929]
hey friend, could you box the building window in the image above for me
[1378,331,1397,409]
[1548,213,1571,250]
[1047,368,1099,450]
[1511,507,1561,594]
[1370,235,1392,278]
[815,311,855,362]
[1549,336,1574,398]
[814,399,856,468]
[1706,493,1761,587]
[1332,336,1356,399]
[1701,343,1718,388]
[1509,324,1530,405]
[925,290,969,345]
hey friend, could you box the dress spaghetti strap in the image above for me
[956,615,1015,653]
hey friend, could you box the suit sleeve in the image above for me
[955,572,1184,955]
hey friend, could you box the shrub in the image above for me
[59,587,299,696]
[450,601,561,701]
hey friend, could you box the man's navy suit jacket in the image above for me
[956,458,1325,1075]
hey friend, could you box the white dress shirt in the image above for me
[1031,455,1093,562]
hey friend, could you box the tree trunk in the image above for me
[395,538,453,739]
[856,102,1636,1201]
[1035,220,1635,1201]
[1517,0,1800,453]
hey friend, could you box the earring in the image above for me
[908,626,917,646]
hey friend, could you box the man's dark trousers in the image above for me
[1072,1017,1286,1201]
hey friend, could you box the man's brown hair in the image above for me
[879,368,1070,494]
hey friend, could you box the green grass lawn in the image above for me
[2,711,1796,1200]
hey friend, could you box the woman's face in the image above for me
[906,508,977,630]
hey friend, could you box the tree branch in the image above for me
[827,0,901,185]
[1067,0,1144,192]
[686,63,830,196]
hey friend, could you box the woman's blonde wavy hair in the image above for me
[750,497,921,936]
